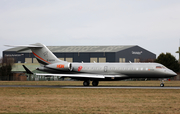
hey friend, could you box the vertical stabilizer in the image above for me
[29,43,65,66]
[5,43,68,66]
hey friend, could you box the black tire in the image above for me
[83,81,90,86]
[160,83,164,87]
[92,81,99,86]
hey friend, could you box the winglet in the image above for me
[22,65,33,74]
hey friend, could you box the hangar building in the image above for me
[3,45,156,63]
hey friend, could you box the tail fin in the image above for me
[30,43,62,66]
[5,43,66,66]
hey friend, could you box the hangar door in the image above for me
[66,58,73,62]
[99,58,106,63]
[90,58,97,63]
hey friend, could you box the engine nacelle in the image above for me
[45,62,72,71]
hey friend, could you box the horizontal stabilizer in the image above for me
[22,65,33,74]
[5,44,43,52]
[5,44,43,48]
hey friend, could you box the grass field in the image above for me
[0,81,180,114]
[0,80,180,86]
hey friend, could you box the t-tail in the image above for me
[28,43,72,71]
[29,43,64,66]
[5,43,67,66]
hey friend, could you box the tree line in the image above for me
[0,57,14,80]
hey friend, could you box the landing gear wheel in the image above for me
[83,80,90,86]
[160,83,164,87]
[92,81,99,86]
[160,79,165,87]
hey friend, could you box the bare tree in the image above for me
[0,57,14,80]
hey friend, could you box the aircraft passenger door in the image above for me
[104,66,108,72]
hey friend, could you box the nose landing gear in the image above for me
[160,83,164,87]
[160,79,165,87]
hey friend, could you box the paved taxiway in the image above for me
[0,85,180,89]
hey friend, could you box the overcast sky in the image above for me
[1,0,180,59]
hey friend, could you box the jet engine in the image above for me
[45,62,72,71]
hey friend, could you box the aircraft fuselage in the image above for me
[38,62,176,80]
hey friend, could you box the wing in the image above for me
[36,73,105,78]
[35,73,128,79]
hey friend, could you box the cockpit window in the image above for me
[156,66,166,69]
[156,66,162,68]
[162,66,167,69]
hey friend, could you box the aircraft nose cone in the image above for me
[172,72,177,76]
[168,70,177,77]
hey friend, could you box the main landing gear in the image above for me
[160,79,165,87]
[83,80,90,86]
[92,80,99,86]
[83,80,99,86]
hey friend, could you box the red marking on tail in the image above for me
[32,51,51,64]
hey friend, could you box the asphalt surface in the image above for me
[0,85,180,89]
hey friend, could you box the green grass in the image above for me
[1,81,180,113]
[0,87,180,114]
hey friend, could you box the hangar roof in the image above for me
[5,45,136,53]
